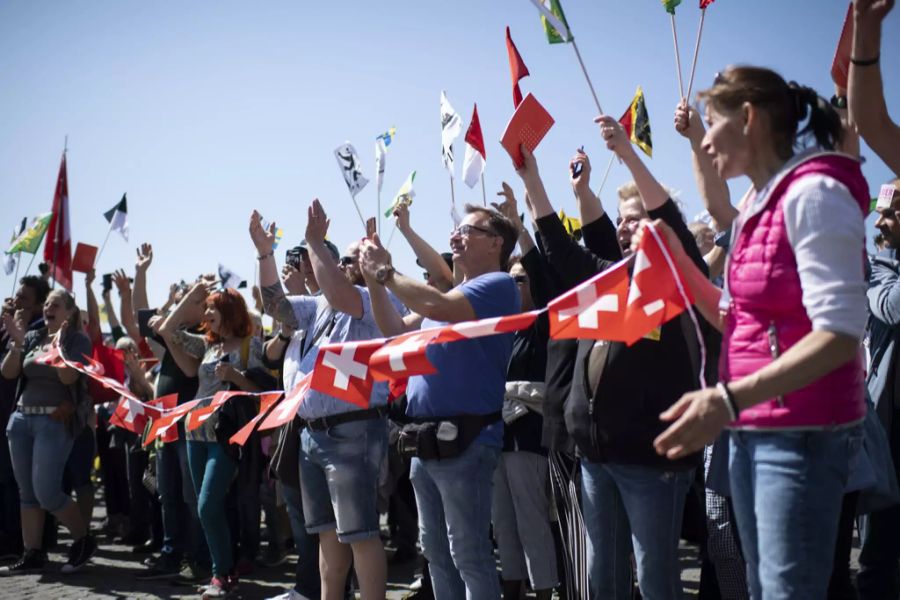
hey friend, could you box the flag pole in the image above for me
[570,40,604,115]
[377,188,382,236]
[685,9,707,103]
[480,174,487,207]
[348,193,367,232]
[595,154,616,197]
[95,224,113,265]
[385,221,398,251]
[10,252,22,295]
[670,15,686,99]
[23,251,37,277]
[449,173,457,225]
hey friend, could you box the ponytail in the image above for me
[788,82,843,151]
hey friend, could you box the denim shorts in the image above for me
[6,412,75,512]
[298,417,387,543]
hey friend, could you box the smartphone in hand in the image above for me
[137,309,156,339]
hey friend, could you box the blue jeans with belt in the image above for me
[729,427,861,600]
[187,440,237,577]
[6,412,74,513]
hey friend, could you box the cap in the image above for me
[298,239,340,262]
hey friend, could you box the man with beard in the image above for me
[251,200,406,600]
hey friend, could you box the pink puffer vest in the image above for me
[722,152,869,429]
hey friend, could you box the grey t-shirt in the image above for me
[19,330,92,409]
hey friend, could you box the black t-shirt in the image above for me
[152,332,199,405]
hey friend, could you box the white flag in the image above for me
[334,143,369,197]
[375,128,396,195]
[217,264,245,290]
[463,144,485,189]
[3,217,26,275]
[440,91,463,176]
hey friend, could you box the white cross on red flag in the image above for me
[548,257,631,341]
[143,398,202,447]
[257,374,312,432]
[622,223,692,345]
[310,339,386,408]
[368,329,441,381]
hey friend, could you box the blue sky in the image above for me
[1,1,898,309]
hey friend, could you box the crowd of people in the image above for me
[1,2,900,599]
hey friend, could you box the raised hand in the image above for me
[135,243,153,272]
[2,312,25,346]
[359,234,392,281]
[305,199,330,245]
[249,210,277,255]
[569,149,591,193]
[514,144,541,182]
[854,0,894,24]
[281,264,306,295]
[594,115,633,159]
[112,269,132,295]
[393,202,411,233]
[85,268,96,286]
[674,100,705,145]
[492,182,525,232]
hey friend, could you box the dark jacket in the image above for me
[537,200,708,470]
[539,214,623,451]
[866,249,900,468]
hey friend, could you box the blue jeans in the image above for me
[581,461,693,600]
[282,481,322,599]
[299,418,386,542]
[6,412,74,512]
[187,440,237,577]
[157,433,208,566]
[729,427,861,600]
[411,442,501,600]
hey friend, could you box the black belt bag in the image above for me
[397,412,501,461]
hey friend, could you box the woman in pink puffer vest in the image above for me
[641,66,868,599]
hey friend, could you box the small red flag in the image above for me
[44,152,73,291]
[506,26,530,108]
[699,0,715,8]
[464,104,486,160]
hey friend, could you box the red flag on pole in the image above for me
[506,26,530,108]
[699,0,715,8]
[831,3,853,90]
[44,152,73,290]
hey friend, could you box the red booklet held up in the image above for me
[831,3,853,90]
[72,242,98,273]
[501,93,555,169]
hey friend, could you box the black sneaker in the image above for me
[0,549,47,575]
[136,553,182,580]
[174,561,210,585]
[61,534,97,574]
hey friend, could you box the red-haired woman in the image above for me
[159,283,264,599]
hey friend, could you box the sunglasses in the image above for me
[338,256,355,267]
[452,224,498,238]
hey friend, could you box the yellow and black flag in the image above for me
[618,87,652,158]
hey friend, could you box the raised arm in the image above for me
[596,114,669,212]
[492,183,535,256]
[849,0,900,174]
[249,210,300,330]
[113,270,142,343]
[156,282,210,377]
[305,199,363,319]
[132,243,153,311]
[1,312,26,380]
[359,260,420,336]
[395,202,454,292]
[360,234,476,324]
[674,101,736,231]
[84,269,103,343]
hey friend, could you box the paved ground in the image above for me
[0,493,858,599]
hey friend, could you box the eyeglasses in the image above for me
[338,256,355,267]
[451,224,498,238]
[422,272,430,281]
[512,275,528,284]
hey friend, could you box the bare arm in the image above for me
[492,183,535,256]
[249,210,300,330]
[84,270,102,343]
[849,0,900,174]
[394,203,454,292]
[305,199,363,319]
[132,243,152,311]
[675,101,736,230]
[359,266,419,336]
[113,270,142,343]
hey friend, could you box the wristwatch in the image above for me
[375,265,396,285]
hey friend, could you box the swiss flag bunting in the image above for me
[435,310,542,343]
[369,329,441,382]
[310,339,385,408]
[623,224,692,345]
[257,374,312,432]
[548,257,631,342]
[229,392,284,446]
